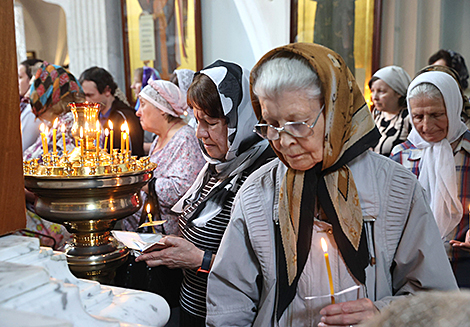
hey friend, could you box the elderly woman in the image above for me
[135,60,275,326]
[23,62,84,249]
[390,71,470,288]
[369,66,412,156]
[206,44,458,327]
[121,79,205,235]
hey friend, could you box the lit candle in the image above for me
[39,123,48,155]
[321,237,335,304]
[96,121,101,156]
[146,204,156,234]
[80,126,84,158]
[109,121,114,153]
[122,133,126,154]
[120,123,125,153]
[85,122,89,151]
[52,118,58,155]
[61,124,67,155]
[44,127,50,155]
[124,121,130,153]
[104,128,109,153]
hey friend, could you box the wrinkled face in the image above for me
[370,79,401,113]
[410,96,448,143]
[194,107,228,161]
[136,97,162,133]
[18,65,31,97]
[260,90,324,171]
[81,80,108,110]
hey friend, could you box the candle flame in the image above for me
[321,237,328,253]
[105,128,109,136]
[39,123,45,133]
[80,126,83,138]
[108,120,113,130]
[45,127,49,135]
[121,121,129,132]
[96,120,100,131]
[53,117,59,129]
[123,133,127,140]
[146,203,151,213]
[61,123,66,133]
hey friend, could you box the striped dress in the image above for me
[178,172,248,318]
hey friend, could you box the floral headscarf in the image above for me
[29,62,82,118]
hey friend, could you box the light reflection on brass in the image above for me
[23,102,156,283]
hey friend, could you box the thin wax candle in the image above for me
[146,204,156,234]
[52,118,58,154]
[109,121,114,153]
[61,124,67,155]
[104,128,109,153]
[321,237,335,304]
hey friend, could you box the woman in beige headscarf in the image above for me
[206,43,457,327]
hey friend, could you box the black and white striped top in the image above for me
[179,172,248,318]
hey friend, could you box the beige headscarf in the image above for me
[251,43,379,287]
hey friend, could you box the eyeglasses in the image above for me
[253,105,324,141]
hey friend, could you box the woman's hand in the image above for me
[450,230,470,250]
[318,298,378,326]
[135,235,204,270]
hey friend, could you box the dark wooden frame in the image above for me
[120,0,203,104]
[0,1,27,234]
[289,0,383,73]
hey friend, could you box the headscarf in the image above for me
[139,80,187,117]
[417,64,470,118]
[172,60,269,227]
[29,62,82,118]
[407,71,467,239]
[251,43,380,319]
[372,65,411,97]
[174,68,195,94]
[134,66,161,111]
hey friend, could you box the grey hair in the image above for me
[252,56,322,101]
[408,83,443,102]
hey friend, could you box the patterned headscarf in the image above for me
[251,43,380,318]
[139,79,187,117]
[172,60,269,227]
[29,62,82,118]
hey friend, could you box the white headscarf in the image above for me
[172,60,269,227]
[407,71,467,239]
[373,65,411,96]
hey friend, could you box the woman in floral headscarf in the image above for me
[121,79,205,235]
[135,60,275,326]
[23,62,84,250]
[205,44,457,327]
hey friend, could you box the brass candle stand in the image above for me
[23,102,156,282]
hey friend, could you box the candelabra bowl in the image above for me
[24,163,156,283]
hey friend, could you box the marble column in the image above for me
[43,0,126,91]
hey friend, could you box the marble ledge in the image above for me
[0,235,170,327]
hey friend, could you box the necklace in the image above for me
[153,121,181,154]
